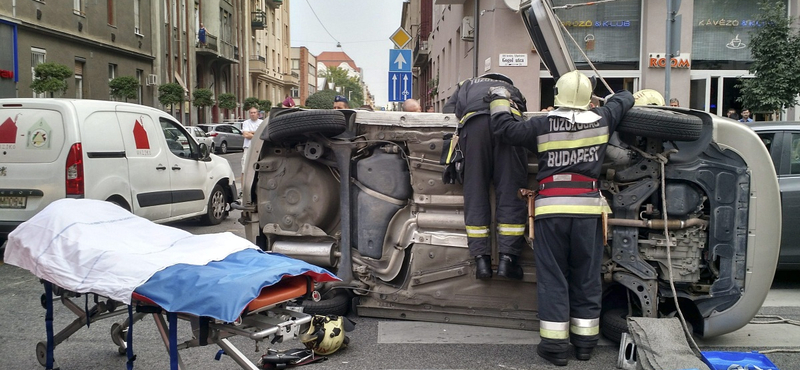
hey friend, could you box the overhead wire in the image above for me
[304,0,341,46]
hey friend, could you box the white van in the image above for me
[0,99,237,243]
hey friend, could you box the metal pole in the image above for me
[473,0,480,77]
[665,0,672,102]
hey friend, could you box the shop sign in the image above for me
[648,53,691,69]
[561,20,631,28]
[0,69,13,79]
[499,54,528,67]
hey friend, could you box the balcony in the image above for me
[197,34,219,55]
[413,38,429,67]
[197,34,238,64]
[251,11,266,30]
[249,55,267,74]
[266,0,282,9]
[284,71,300,86]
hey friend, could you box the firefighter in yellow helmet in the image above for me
[488,70,634,366]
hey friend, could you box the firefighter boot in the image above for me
[575,347,593,361]
[497,253,523,280]
[537,346,568,367]
[475,255,492,279]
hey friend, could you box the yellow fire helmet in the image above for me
[633,89,666,106]
[553,70,594,110]
[300,315,355,356]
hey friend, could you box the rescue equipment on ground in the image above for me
[300,315,355,355]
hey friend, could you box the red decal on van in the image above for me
[133,119,150,149]
[0,116,18,144]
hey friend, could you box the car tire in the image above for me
[600,307,630,344]
[618,107,703,141]
[202,184,228,225]
[219,141,228,154]
[300,289,350,316]
[268,110,347,142]
[210,143,215,153]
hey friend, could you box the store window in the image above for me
[692,0,788,69]
[552,0,641,69]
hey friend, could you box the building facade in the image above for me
[414,0,800,120]
[291,46,317,106]
[248,0,296,110]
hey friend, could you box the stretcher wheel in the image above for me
[35,341,49,367]
[110,323,128,355]
[40,294,47,309]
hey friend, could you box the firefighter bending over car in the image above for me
[489,70,634,366]
[442,74,529,280]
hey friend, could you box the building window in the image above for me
[136,69,144,104]
[74,60,84,99]
[291,87,299,98]
[107,0,116,26]
[74,0,84,16]
[292,59,300,70]
[108,63,117,97]
[134,0,142,35]
[31,48,46,98]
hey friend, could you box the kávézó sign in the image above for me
[648,53,691,69]
[499,54,528,67]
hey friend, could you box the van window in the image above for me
[160,119,196,158]
[0,109,65,163]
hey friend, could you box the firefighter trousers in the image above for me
[534,216,603,353]
[460,115,528,257]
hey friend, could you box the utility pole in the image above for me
[665,0,681,102]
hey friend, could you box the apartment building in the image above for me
[248,0,296,109]
[411,0,800,119]
[291,46,317,106]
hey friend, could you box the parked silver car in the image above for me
[188,125,215,152]
[198,124,245,154]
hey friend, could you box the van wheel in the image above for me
[268,110,347,143]
[219,141,228,154]
[618,108,703,141]
[202,184,228,225]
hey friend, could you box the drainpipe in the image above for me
[473,0,480,78]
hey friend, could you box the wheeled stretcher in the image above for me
[5,199,339,369]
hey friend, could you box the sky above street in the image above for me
[290,0,408,108]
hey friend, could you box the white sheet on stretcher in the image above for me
[4,198,257,304]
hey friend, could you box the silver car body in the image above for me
[198,124,245,154]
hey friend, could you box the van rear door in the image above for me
[0,104,67,230]
[116,110,172,221]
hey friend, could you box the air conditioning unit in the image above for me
[461,16,474,41]
[146,74,159,86]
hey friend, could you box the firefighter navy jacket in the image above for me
[491,90,635,218]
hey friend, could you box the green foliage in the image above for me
[192,88,214,108]
[158,83,185,108]
[109,76,140,102]
[737,0,800,116]
[259,100,271,112]
[427,75,439,100]
[324,66,364,107]
[30,62,73,97]
[305,89,339,109]
[218,93,237,110]
[244,97,261,110]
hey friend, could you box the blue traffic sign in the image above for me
[389,49,412,72]
[388,72,412,102]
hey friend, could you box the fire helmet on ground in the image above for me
[300,315,354,356]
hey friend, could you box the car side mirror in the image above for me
[197,142,211,161]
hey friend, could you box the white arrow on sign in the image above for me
[394,52,407,71]
[392,74,398,100]
[401,74,409,99]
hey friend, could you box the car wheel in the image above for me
[268,110,347,142]
[301,289,351,316]
[600,307,630,344]
[202,184,227,225]
[618,107,703,141]
[210,143,215,153]
[220,141,228,154]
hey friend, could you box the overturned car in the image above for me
[238,103,780,341]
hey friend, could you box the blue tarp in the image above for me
[134,249,338,322]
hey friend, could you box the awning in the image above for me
[174,71,189,94]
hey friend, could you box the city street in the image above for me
[1,152,799,369]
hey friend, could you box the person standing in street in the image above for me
[333,95,350,110]
[403,98,422,112]
[241,106,263,182]
[739,108,754,122]
[282,94,296,108]
[489,70,634,366]
[669,98,680,107]
[442,74,529,280]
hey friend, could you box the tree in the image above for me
[30,62,73,98]
[109,76,140,102]
[218,93,237,110]
[305,89,339,109]
[737,0,800,119]
[193,88,214,124]
[323,66,364,107]
[244,97,261,110]
[259,100,272,112]
[158,83,185,116]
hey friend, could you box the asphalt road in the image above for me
[2,152,800,369]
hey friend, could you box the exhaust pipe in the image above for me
[271,240,338,268]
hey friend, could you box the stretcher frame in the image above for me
[37,275,316,370]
